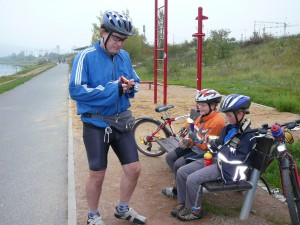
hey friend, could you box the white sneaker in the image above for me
[87,213,105,225]
[114,207,146,224]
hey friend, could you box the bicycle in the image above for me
[133,105,199,157]
[246,120,300,225]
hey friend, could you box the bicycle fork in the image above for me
[280,154,300,200]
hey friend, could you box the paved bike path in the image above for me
[0,64,69,224]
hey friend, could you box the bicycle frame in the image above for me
[144,114,189,142]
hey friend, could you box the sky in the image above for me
[0,0,299,57]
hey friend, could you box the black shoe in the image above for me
[170,204,185,217]
[176,208,204,221]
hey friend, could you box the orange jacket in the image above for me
[188,111,226,150]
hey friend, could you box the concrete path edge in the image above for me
[68,97,77,225]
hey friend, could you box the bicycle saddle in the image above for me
[155,105,174,112]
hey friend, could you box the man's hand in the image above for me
[119,76,135,94]
[120,76,129,84]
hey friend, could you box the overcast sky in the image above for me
[0,0,299,56]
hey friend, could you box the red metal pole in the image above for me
[154,0,158,104]
[163,0,168,105]
[192,7,207,91]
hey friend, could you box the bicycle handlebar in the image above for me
[244,119,300,135]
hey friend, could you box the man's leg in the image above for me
[111,130,146,224]
[120,161,141,202]
[82,123,109,224]
[114,161,146,224]
[86,170,106,210]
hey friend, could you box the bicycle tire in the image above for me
[133,118,170,157]
[282,167,300,225]
[289,167,300,222]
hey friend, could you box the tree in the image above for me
[203,29,234,65]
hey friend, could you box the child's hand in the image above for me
[179,139,191,149]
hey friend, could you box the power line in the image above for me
[254,20,299,36]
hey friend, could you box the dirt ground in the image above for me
[71,84,300,225]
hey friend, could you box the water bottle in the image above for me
[204,151,213,166]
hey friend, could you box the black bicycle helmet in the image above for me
[195,89,222,103]
[102,11,135,36]
[219,94,251,113]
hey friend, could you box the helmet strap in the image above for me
[207,103,212,115]
[234,111,245,125]
[202,103,216,117]
[103,32,114,55]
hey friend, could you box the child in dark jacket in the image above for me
[171,94,256,221]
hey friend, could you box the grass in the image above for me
[0,63,56,94]
[202,200,240,217]
[0,75,37,93]
[135,36,300,114]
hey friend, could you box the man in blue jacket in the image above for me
[69,10,146,225]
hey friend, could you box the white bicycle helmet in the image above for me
[102,11,135,36]
[195,89,222,103]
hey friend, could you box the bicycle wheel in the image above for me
[133,118,170,157]
[282,167,300,225]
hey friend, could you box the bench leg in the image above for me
[239,168,260,220]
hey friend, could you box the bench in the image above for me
[202,135,274,220]
[156,133,274,220]
[156,136,181,153]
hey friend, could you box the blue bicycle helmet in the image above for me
[220,94,251,113]
[102,11,135,36]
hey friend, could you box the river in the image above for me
[0,64,24,77]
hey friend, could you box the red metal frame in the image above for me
[154,0,158,104]
[154,0,168,105]
[154,4,206,103]
[192,7,208,90]
[163,0,168,105]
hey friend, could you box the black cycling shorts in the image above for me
[82,122,139,171]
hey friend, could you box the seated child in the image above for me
[171,94,256,221]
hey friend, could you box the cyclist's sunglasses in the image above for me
[110,34,127,43]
